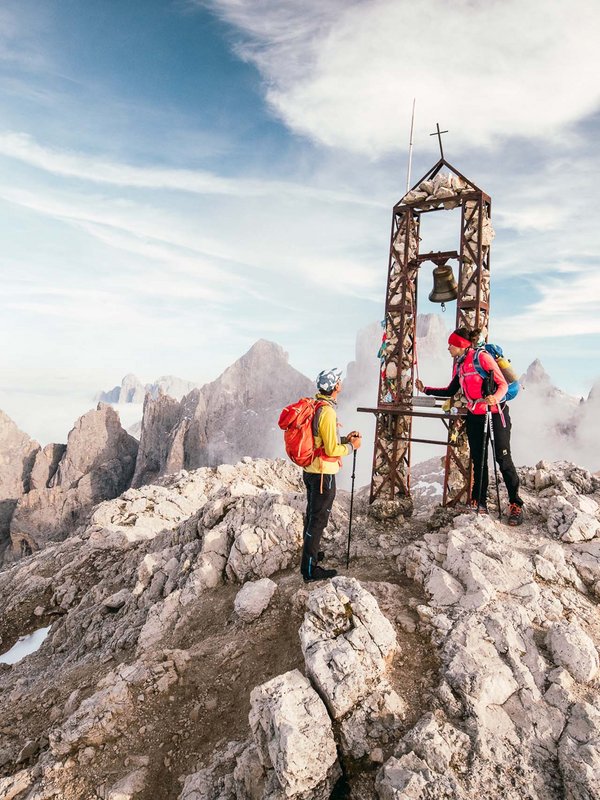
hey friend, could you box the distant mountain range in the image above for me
[96,374,199,404]
[1,316,598,565]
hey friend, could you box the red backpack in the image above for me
[278,398,327,467]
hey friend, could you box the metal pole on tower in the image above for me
[406,98,416,193]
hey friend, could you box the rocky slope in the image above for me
[1,457,599,799]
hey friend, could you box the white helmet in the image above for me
[316,368,342,392]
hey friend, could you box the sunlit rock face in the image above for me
[132,339,313,487]
[0,410,40,559]
[6,404,138,561]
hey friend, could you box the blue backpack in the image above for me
[473,344,520,401]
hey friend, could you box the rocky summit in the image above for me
[0,457,599,800]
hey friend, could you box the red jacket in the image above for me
[425,348,508,415]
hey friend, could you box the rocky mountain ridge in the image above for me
[97,375,199,405]
[0,456,599,799]
[0,406,138,564]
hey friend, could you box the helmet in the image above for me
[316,368,343,392]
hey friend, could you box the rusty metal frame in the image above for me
[360,158,492,507]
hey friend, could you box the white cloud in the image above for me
[0,169,385,301]
[204,0,600,156]
[497,269,600,340]
[0,130,383,207]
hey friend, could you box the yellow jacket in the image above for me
[304,394,352,475]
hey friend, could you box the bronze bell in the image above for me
[429,264,458,309]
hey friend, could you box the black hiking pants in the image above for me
[466,406,522,507]
[301,472,336,577]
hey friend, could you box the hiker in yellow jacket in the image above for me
[301,368,361,582]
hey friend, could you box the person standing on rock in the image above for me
[415,327,524,525]
[301,368,362,582]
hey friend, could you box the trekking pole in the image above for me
[477,409,489,513]
[346,448,357,569]
[487,408,502,519]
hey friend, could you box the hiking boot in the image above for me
[468,499,488,514]
[508,503,524,526]
[303,565,337,583]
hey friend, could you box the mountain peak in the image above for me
[522,359,552,386]
[243,339,288,363]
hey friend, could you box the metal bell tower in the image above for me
[359,152,493,509]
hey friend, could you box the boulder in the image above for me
[547,620,599,683]
[234,578,277,622]
[241,669,340,798]
[106,768,148,800]
[300,578,397,719]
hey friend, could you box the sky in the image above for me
[1,0,599,443]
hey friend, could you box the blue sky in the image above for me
[1,0,600,441]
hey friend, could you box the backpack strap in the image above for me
[311,400,328,437]
[312,400,343,470]
[472,347,488,380]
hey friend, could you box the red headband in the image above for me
[448,332,471,349]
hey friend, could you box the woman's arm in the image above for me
[418,373,460,398]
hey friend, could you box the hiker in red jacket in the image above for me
[301,368,362,581]
[416,327,524,525]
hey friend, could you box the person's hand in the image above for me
[415,379,425,393]
[349,433,362,450]
[485,395,497,406]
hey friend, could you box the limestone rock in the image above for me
[399,712,470,774]
[547,620,599,683]
[7,404,138,560]
[0,769,35,800]
[377,712,471,799]
[132,390,207,488]
[300,578,397,719]
[234,578,277,622]
[179,740,245,800]
[368,496,413,520]
[51,403,138,490]
[0,410,40,556]
[338,682,406,759]
[106,768,148,799]
[244,669,340,798]
[558,702,600,800]
[49,668,138,755]
[29,442,66,491]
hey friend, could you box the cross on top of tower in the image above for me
[430,123,448,160]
